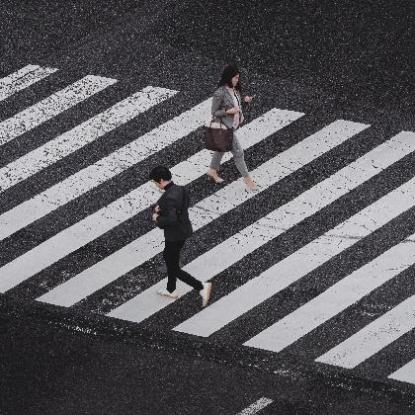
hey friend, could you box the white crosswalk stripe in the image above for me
[0,100,221,292]
[0,75,116,146]
[389,359,415,384]
[243,225,415,353]
[35,109,303,305]
[237,397,274,414]
[149,132,412,329]
[0,86,176,193]
[0,97,206,240]
[174,132,415,337]
[0,64,58,102]
[106,120,369,322]
[316,295,415,368]
[6,63,415,388]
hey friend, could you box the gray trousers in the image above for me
[209,131,249,177]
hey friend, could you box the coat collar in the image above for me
[163,181,174,191]
[223,86,240,105]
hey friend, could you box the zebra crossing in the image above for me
[0,75,117,147]
[2,64,415,390]
[34,108,301,306]
[0,85,176,194]
[0,64,58,102]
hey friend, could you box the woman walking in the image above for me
[207,64,257,190]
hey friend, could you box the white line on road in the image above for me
[36,108,303,305]
[105,120,369,323]
[389,359,415,385]
[174,131,415,337]
[0,86,176,193]
[0,65,58,102]
[316,295,415,368]
[244,222,415,353]
[237,397,274,414]
[0,75,116,146]
[0,95,206,241]
[0,98,216,291]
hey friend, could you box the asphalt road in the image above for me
[3,0,415,113]
[2,1,415,414]
[2,311,415,415]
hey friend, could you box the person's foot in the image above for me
[158,289,179,299]
[200,282,213,307]
[243,176,258,191]
[207,168,224,184]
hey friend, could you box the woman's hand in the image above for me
[244,95,254,104]
[226,106,240,115]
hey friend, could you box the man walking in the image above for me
[149,166,212,307]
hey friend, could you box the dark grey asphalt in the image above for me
[2,309,415,415]
[2,1,415,413]
[3,1,415,115]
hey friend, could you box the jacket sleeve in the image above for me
[155,195,180,229]
[211,88,227,118]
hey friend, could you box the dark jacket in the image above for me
[153,182,193,241]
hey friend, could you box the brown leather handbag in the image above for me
[204,120,233,152]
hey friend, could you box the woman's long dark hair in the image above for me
[218,64,241,92]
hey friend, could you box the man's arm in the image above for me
[155,196,180,228]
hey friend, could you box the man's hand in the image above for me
[244,95,254,104]
[152,212,159,222]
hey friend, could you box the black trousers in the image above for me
[163,240,203,293]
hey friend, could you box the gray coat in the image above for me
[211,86,245,130]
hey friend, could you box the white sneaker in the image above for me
[157,289,179,299]
[199,282,212,307]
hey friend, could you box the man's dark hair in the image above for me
[218,64,241,91]
[149,166,172,183]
